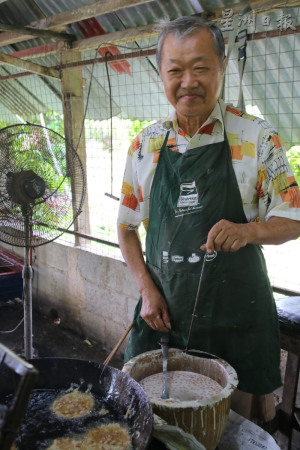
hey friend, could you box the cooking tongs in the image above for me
[185,251,217,354]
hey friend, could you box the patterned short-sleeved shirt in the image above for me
[117,99,300,231]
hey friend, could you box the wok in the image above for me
[0,357,153,449]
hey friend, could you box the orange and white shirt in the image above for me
[117,99,300,231]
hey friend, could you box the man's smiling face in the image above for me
[160,29,225,130]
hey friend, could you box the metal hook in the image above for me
[184,250,218,353]
[204,250,217,262]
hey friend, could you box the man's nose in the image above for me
[181,71,199,88]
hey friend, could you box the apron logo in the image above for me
[171,255,184,263]
[188,253,201,263]
[177,181,199,207]
[162,251,169,264]
[162,251,202,265]
[175,181,203,218]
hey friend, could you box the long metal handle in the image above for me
[160,335,169,399]
[185,251,217,353]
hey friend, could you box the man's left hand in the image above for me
[200,219,248,253]
[201,216,300,253]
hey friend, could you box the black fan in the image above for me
[0,123,86,358]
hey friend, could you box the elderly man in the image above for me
[117,15,300,423]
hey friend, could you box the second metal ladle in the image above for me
[185,251,217,353]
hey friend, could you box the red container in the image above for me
[0,250,23,301]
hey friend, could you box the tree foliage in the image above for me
[287,146,300,186]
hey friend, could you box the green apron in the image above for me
[124,129,281,395]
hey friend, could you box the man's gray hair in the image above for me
[155,16,225,72]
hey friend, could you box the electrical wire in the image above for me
[0,298,24,334]
[74,43,103,153]
[0,316,24,334]
[74,41,157,154]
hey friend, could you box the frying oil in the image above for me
[1,389,132,449]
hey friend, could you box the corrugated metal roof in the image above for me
[0,0,299,147]
[0,0,201,123]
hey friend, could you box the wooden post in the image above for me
[61,44,90,245]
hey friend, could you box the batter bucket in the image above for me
[122,348,238,450]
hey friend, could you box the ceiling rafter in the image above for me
[0,0,297,56]
[0,0,298,77]
[1,20,299,84]
[71,0,300,52]
[0,51,60,78]
[0,0,153,47]
[72,23,157,52]
[0,22,75,42]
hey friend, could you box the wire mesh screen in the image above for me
[0,5,299,289]
[222,8,300,149]
[61,39,167,258]
[220,5,300,294]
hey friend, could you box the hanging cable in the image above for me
[70,40,157,204]
[74,41,156,152]
[105,51,114,197]
[74,43,102,153]
[73,39,156,155]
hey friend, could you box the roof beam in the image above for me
[70,0,300,52]
[4,13,299,61]
[0,0,153,47]
[10,42,64,60]
[36,0,153,29]
[0,23,75,42]
[1,20,300,84]
[0,0,298,55]
[0,51,60,78]
[72,23,157,52]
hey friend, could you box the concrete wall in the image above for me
[3,238,299,361]
[0,241,139,357]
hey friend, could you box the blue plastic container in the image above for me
[0,250,23,302]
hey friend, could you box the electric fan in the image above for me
[0,123,86,359]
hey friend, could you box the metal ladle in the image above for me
[185,251,217,353]
[158,251,217,399]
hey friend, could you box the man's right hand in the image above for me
[118,226,171,332]
[140,286,171,332]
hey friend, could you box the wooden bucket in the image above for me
[123,348,238,450]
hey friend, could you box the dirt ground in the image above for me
[0,298,124,368]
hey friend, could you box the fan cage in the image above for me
[0,124,86,248]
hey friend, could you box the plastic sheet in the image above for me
[153,410,280,450]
